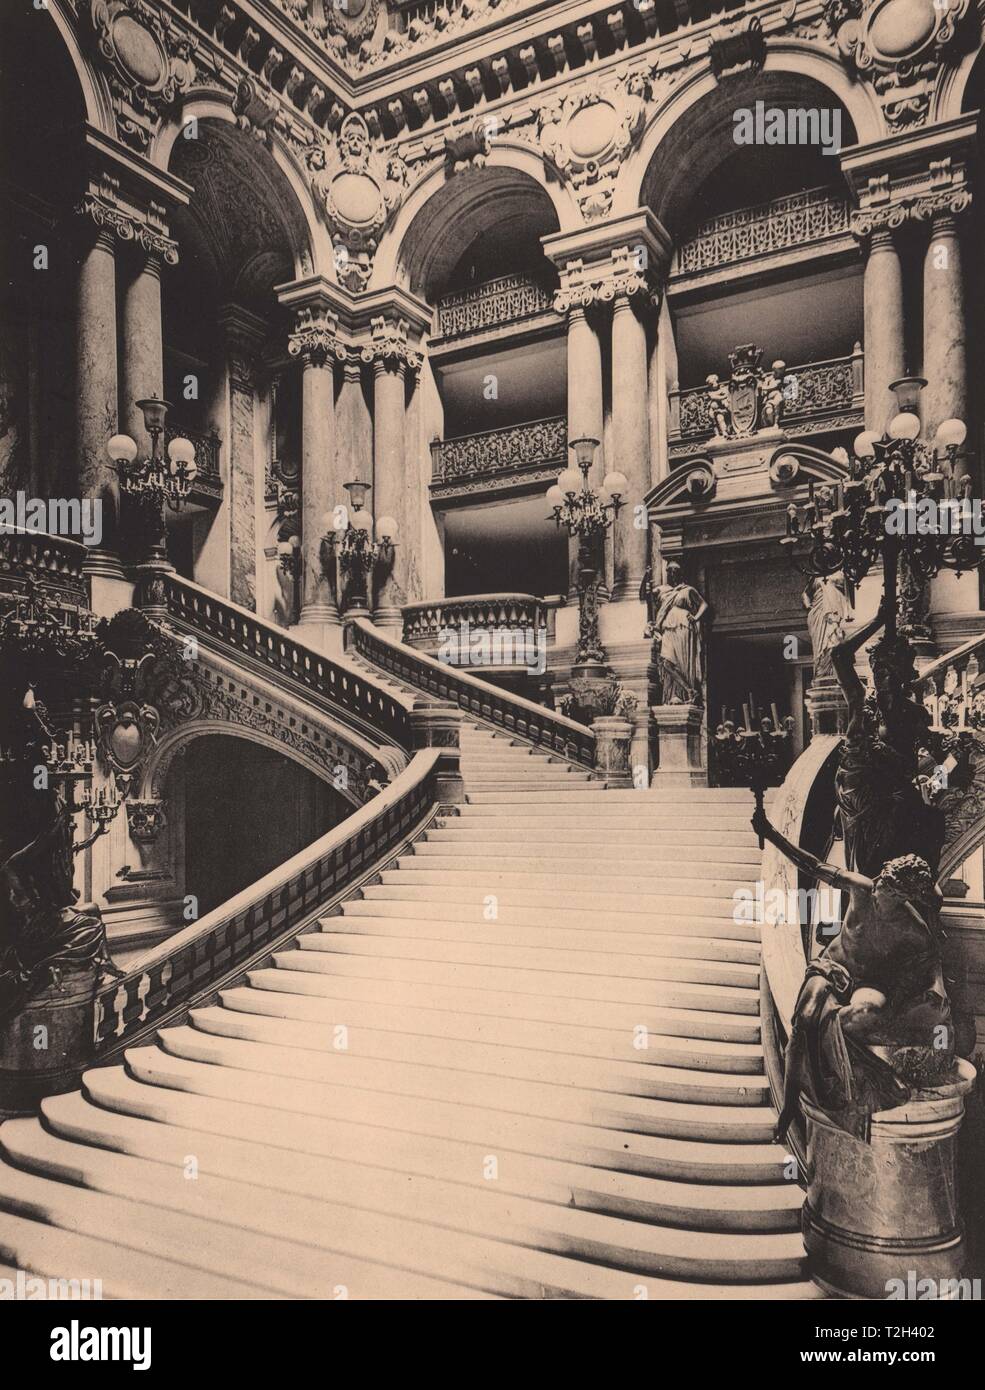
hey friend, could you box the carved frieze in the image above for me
[823,0,970,128]
[90,0,198,151]
[537,74,649,222]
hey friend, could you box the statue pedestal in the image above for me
[0,960,100,1116]
[802,1060,976,1299]
[806,675,849,737]
[650,703,706,786]
[591,715,634,786]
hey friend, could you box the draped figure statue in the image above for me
[645,562,708,706]
[804,572,851,681]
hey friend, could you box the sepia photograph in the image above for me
[0,0,984,1352]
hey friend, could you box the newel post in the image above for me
[410,700,465,805]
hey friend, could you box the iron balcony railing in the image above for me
[676,186,852,277]
[434,273,556,342]
[430,414,567,487]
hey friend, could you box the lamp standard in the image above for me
[321,480,398,620]
[106,395,198,614]
[778,378,976,645]
[546,437,627,677]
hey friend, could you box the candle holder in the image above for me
[321,482,398,616]
[713,712,795,845]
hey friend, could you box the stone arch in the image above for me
[153,98,325,281]
[47,0,116,136]
[373,143,579,298]
[950,41,985,122]
[140,719,363,808]
[618,49,881,230]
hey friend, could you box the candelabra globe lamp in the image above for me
[546,437,628,679]
[107,395,198,614]
[778,376,978,647]
[321,481,399,619]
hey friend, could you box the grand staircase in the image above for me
[0,713,820,1298]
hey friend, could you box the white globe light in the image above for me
[853,430,880,460]
[936,418,967,448]
[353,510,373,532]
[376,515,398,543]
[546,484,563,508]
[167,436,196,466]
[889,412,921,441]
[602,470,629,500]
[558,468,581,499]
[107,433,138,464]
[277,540,292,556]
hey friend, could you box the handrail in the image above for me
[350,616,595,768]
[0,526,89,601]
[403,593,547,643]
[162,573,415,751]
[93,749,443,1053]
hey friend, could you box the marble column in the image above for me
[610,292,650,600]
[297,346,339,632]
[220,306,266,612]
[120,251,164,450]
[76,225,120,571]
[372,355,407,631]
[565,304,604,598]
[922,213,966,437]
[862,227,905,435]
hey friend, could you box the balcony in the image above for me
[432,274,557,346]
[403,593,550,650]
[675,187,852,282]
[669,348,864,458]
[165,422,223,505]
[430,414,567,500]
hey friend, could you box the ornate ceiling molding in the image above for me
[535,72,651,223]
[89,0,199,151]
[823,0,971,129]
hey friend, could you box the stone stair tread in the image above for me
[301,931,759,986]
[6,1118,807,1283]
[316,919,761,964]
[340,897,749,931]
[428,824,760,845]
[0,1206,281,1301]
[386,866,750,895]
[245,967,764,1039]
[188,1004,767,1102]
[90,1063,789,1183]
[43,1091,798,1233]
[411,843,762,865]
[145,1030,776,1138]
[270,948,760,1013]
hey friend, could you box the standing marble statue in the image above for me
[645,561,708,706]
[804,572,851,680]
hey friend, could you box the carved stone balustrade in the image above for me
[676,186,852,278]
[0,529,89,609]
[430,415,567,501]
[670,349,864,454]
[165,421,223,505]
[433,274,556,343]
[403,592,548,655]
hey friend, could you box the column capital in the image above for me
[289,303,346,369]
[544,208,669,315]
[361,316,421,372]
[76,171,179,266]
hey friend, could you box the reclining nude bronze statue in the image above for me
[754,601,974,1141]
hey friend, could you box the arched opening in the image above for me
[162,119,313,614]
[171,732,350,917]
[0,6,86,500]
[400,170,568,627]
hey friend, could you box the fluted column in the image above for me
[76,225,120,572]
[371,355,407,630]
[922,212,966,436]
[610,292,650,600]
[289,311,342,634]
[862,227,905,434]
[120,251,164,451]
[565,304,605,597]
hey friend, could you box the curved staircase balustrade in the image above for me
[92,749,445,1057]
[162,574,415,752]
[349,616,595,768]
[0,527,89,604]
[402,593,547,645]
